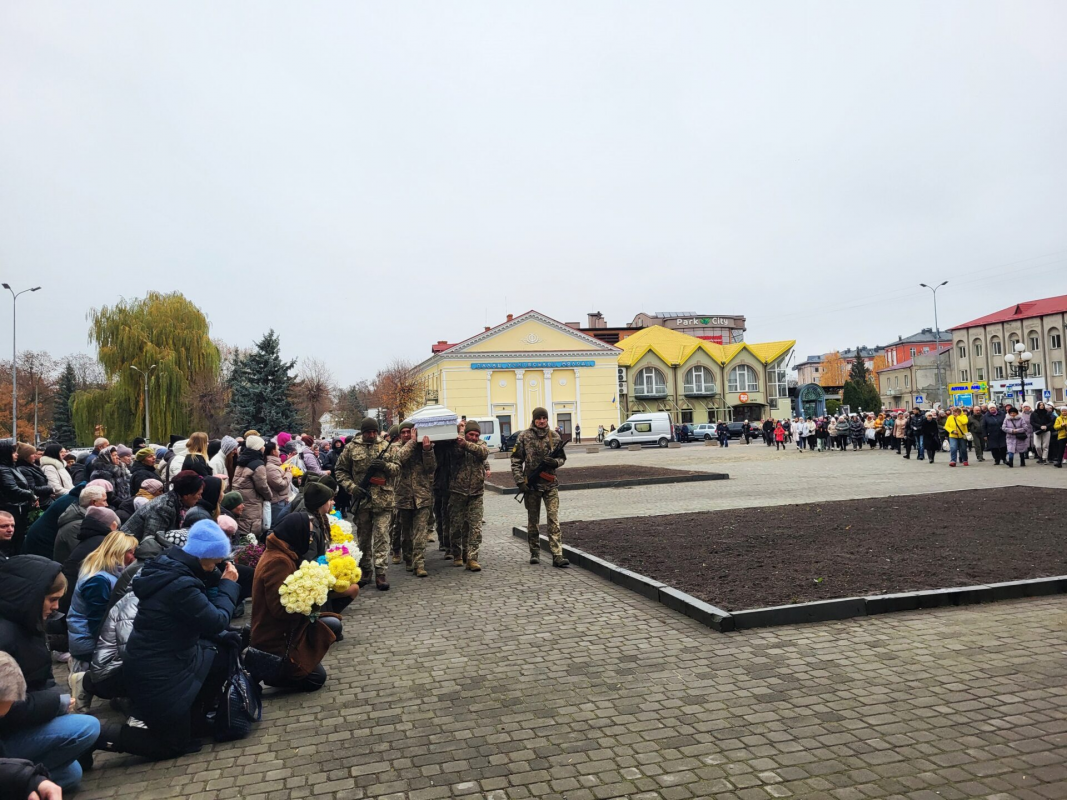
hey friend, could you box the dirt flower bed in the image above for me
[486,464,711,489]
[564,487,1067,611]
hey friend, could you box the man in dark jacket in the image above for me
[121,471,204,542]
[122,521,240,759]
[20,485,83,558]
[904,409,924,460]
[0,556,100,792]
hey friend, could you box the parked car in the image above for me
[604,412,673,448]
[689,423,717,440]
[499,431,520,452]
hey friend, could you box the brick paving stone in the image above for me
[68,449,1067,799]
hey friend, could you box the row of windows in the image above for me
[957,330,1063,359]
[634,364,761,394]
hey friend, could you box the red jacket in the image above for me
[774,425,785,442]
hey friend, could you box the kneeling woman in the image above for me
[121,520,241,758]
[251,513,357,692]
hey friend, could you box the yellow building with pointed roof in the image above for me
[616,326,796,423]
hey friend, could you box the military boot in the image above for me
[453,556,464,567]
[466,559,482,572]
[404,559,413,572]
[375,572,390,591]
[391,553,402,565]
[530,550,540,565]
[552,555,570,568]
[415,566,428,578]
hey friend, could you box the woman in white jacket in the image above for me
[40,442,74,499]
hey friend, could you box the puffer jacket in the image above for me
[232,449,271,536]
[334,439,399,512]
[907,413,924,440]
[450,438,489,496]
[511,425,566,491]
[121,490,184,541]
[0,462,36,518]
[834,419,850,437]
[67,568,120,659]
[265,455,291,504]
[393,438,437,509]
[90,590,138,686]
[892,417,907,438]
[849,419,865,440]
[40,455,74,498]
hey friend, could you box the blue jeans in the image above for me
[915,436,925,460]
[949,438,968,463]
[1,713,100,790]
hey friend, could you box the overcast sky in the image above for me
[1,2,1065,384]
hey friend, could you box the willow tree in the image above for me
[72,292,220,443]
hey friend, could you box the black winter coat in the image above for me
[124,547,239,727]
[129,461,156,496]
[920,417,940,442]
[121,491,184,542]
[982,412,1007,449]
[0,755,50,800]
[17,461,52,508]
[906,414,924,440]
[1030,408,1055,435]
[21,489,81,558]
[0,556,66,737]
[0,463,36,517]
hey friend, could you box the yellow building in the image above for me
[416,311,622,439]
[616,326,796,423]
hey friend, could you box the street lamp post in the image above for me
[2,284,42,438]
[1004,343,1033,407]
[919,281,948,405]
[130,364,157,442]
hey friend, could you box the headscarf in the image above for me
[271,511,311,557]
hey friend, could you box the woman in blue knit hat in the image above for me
[113,519,242,759]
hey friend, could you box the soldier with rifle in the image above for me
[334,417,399,591]
[511,407,569,568]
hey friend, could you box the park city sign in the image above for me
[673,317,734,327]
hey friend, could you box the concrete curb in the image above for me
[487,472,729,495]
[510,527,1067,632]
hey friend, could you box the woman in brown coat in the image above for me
[250,513,354,691]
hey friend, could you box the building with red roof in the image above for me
[949,295,1067,407]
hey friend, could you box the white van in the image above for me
[467,417,500,449]
[604,412,673,448]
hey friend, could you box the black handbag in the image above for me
[242,627,296,684]
[214,648,262,742]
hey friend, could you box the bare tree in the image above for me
[334,380,373,428]
[67,353,107,390]
[293,357,337,435]
[372,358,423,423]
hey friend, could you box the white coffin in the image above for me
[405,404,461,442]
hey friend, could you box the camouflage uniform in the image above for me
[334,438,399,579]
[449,438,489,562]
[393,437,437,571]
[511,426,566,558]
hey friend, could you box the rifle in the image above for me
[350,439,395,516]
[515,435,567,503]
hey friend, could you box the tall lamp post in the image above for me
[919,281,947,405]
[130,364,157,442]
[2,284,42,438]
[1004,343,1033,407]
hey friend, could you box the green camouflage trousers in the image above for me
[355,506,390,576]
[449,492,483,562]
[525,486,562,557]
[398,507,432,569]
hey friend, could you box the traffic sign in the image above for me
[1005,392,1014,398]
[914,395,924,404]
[1045,390,1052,399]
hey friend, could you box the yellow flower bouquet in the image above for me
[329,518,355,546]
[282,461,304,478]
[278,560,336,617]
[324,545,361,592]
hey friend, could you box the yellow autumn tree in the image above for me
[870,353,889,391]
[819,351,847,387]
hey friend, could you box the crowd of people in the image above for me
[0,407,568,795]
[756,401,1067,467]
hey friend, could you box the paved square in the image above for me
[77,445,1067,799]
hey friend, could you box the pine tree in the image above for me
[228,330,299,434]
[52,362,79,447]
[842,346,882,412]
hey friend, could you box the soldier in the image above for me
[393,422,436,577]
[334,417,399,591]
[512,407,569,568]
[389,424,406,564]
[449,419,489,571]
